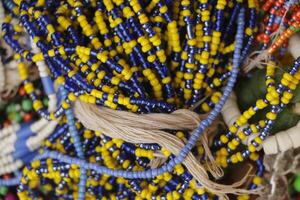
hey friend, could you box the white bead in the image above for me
[288,35,300,59]
[27,121,58,151]
[0,145,15,156]
[30,118,48,133]
[48,94,58,112]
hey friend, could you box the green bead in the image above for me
[22,99,32,112]
[6,104,16,113]
[13,112,22,123]
[8,113,14,121]
[43,98,49,107]
[0,186,8,195]
[294,177,300,192]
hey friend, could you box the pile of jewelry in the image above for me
[1,0,300,199]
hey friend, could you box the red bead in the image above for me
[3,174,10,179]
[257,35,263,42]
[3,120,10,127]
[259,34,270,43]
[265,25,272,31]
[272,24,279,31]
[262,0,274,11]
[23,113,33,122]
[275,1,283,7]
[274,10,282,16]
[18,86,26,96]
[270,8,276,14]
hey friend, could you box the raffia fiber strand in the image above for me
[74,100,263,197]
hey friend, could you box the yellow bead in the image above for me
[161,77,171,84]
[232,138,239,146]
[238,131,246,140]
[31,160,41,168]
[229,125,238,133]
[202,35,211,42]
[266,112,276,120]
[254,137,263,144]
[238,195,250,200]
[281,78,289,86]
[56,76,65,84]
[253,176,262,185]
[289,82,297,90]
[259,120,266,127]
[97,71,106,80]
[281,97,289,104]
[248,144,256,153]
[33,100,43,111]
[283,91,293,100]
[243,111,251,119]
[250,153,259,161]
[237,115,247,125]
[111,77,121,85]
[245,27,253,35]
[184,188,194,198]
[174,164,184,175]
[193,82,202,90]
[62,101,70,109]
[220,147,229,156]
[147,54,156,62]
[231,154,238,163]
[184,73,193,80]
[248,107,256,115]
[220,135,229,143]
[228,142,236,150]
[161,148,171,157]
[270,99,279,105]
[266,93,274,102]
[250,124,258,132]
[33,36,41,44]
[256,99,267,109]
[88,96,96,104]
[220,156,228,167]
[236,152,243,162]
[97,52,108,63]
[213,78,221,86]
[283,73,293,81]
[201,51,209,60]
[201,102,210,112]
[172,191,180,199]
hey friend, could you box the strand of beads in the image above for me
[217,57,300,162]
[0,0,253,112]
[3,0,298,199]
[59,86,87,200]
[14,6,247,199]
[244,0,300,72]
[215,57,300,199]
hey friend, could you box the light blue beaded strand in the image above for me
[59,86,87,200]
